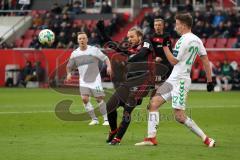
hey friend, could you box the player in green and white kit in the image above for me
[135,13,216,147]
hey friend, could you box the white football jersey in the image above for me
[168,32,207,81]
[69,45,107,89]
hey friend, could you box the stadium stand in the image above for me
[0,0,240,90]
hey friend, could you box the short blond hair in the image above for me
[128,27,143,37]
[154,18,164,23]
[77,32,87,36]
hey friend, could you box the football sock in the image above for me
[84,102,97,120]
[147,111,159,138]
[98,100,108,121]
[184,117,207,141]
[116,104,135,139]
[107,109,118,131]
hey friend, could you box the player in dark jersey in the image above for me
[97,21,156,145]
[150,18,173,94]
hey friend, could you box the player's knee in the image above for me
[149,97,160,111]
[174,113,186,124]
[96,96,104,103]
[82,96,89,104]
[122,111,131,123]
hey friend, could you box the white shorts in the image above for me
[156,78,191,110]
[79,81,105,97]
[80,86,105,97]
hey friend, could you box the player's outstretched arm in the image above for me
[105,57,112,77]
[200,55,214,92]
[163,46,178,65]
[66,58,75,81]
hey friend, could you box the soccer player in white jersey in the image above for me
[66,32,112,126]
[135,13,216,147]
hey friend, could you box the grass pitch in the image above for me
[0,88,240,160]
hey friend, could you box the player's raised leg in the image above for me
[174,109,216,147]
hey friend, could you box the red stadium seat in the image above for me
[84,20,93,26]
[201,38,206,46]
[15,38,24,47]
[104,20,111,26]
[22,39,32,48]
[226,38,237,48]
[34,29,41,36]
[215,38,227,48]
[92,20,97,26]
[38,10,47,15]
[31,10,38,16]
[74,19,82,26]
[205,38,217,48]
[25,29,35,38]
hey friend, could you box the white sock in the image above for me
[147,111,159,138]
[184,117,206,141]
[84,102,97,121]
[98,100,108,121]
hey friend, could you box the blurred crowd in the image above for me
[0,0,124,49]
[141,0,240,40]
[191,60,240,90]
[5,60,46,87]
[32,0,120,48]
[28,12,122,49]
[17,61,45,87]
[0,0,31,11]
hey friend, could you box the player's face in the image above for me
[154,21,164,34]
[127,31,141,47]
[175,19,184,36]
[78,34,88,48]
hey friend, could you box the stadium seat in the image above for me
[74,19,82,26]
[215,38,227,48]
[92,20,97,26]
[226,38,237,48]
[205,38,217,48]
[31,10,38,16]
[15,38,24,47]
[34,29,41,36]
[84,20,93,26]
[22,39,32,48]
[104,20,111,26]
[201,38,206,46]
[24,29,35,38]
[38,10,47,15]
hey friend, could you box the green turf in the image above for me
[0,88,240,160]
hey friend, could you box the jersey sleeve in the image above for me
[175,40,186,61]
[142,39,153,51]
[198,40,207,56]
[67,51,76,70]
[95,47,108,61]
[163,34,171,47]
[128,39,153,62]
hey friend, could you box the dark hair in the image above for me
[175,13,193,28]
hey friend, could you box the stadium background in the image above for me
[0,1,240,160]
[0,0,240,90]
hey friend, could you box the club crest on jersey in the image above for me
[173,50,178,57]
[143,42,150,48]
